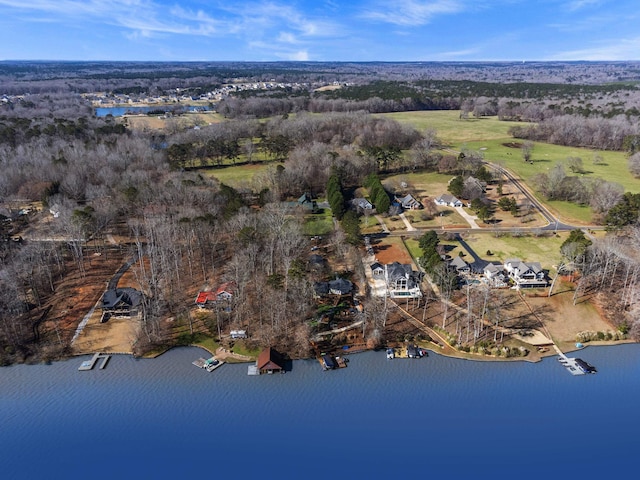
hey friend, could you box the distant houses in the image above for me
[329,278,354,296]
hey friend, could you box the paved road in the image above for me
[485,162,577,231]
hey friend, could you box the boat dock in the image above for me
[392,345,427,359]
[192,357,225,372]
[78,352,111,371]
[555,347,596,376]
[317,353,348,371]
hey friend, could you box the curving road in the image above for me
[485,162,578,232]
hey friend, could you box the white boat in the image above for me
[386,348,394,359]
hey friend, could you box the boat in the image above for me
[386,348,395,359]
[193,356,224,372]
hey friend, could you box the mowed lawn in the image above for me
[406,230,569,272]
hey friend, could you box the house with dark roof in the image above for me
[370,262,384,277]
[101,287,143,318]
[313,281,330,297]
[256,347,285,374]
[308,254,327,272]
[298,193,318,212]
[384,262,422,298]
[328,278,353,296]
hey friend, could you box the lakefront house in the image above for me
[384,262,422,298]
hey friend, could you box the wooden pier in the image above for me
[78,352,111,371]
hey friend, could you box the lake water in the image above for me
[2,344,639,479]
[95,105,211,117]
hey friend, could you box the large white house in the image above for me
[434,194,463,208]
[503,258,548,288]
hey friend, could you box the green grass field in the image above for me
[381,111,523,145]
[406,230,569,271]
[303,208,334,236]
[385,110,640,225]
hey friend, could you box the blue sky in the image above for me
[0,0,638,61]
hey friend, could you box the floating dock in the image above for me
[192,357,224,372]
[78,352,111,371]
[557,355,596,375]
[318,353,348,370]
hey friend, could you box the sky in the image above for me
[0,0,638,62]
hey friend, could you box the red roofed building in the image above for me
[195,282,236,308]
[214,282,235,301]
[256,347,285,374]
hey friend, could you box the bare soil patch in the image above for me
[40,250,129,347]
[372,238,413,265]
[72,313,140,354]
[502,142,523,149]
[523,284,614,347]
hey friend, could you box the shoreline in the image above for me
[59,337,637,367]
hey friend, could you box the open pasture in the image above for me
[381,110,523,145]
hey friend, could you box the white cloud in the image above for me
[549,36,640,60]
[277,32,298,44]
[430,47,481,59]
[361,0,464,26]
[0,0,344,59]
[566,0,602,12]
[286,50,309,61]
[220,2,342,38]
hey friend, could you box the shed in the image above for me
[256,347,285,374]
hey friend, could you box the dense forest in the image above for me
[2,61,640,365]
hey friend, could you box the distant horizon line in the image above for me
[1,59,639,64]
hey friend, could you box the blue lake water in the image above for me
[95,105,211,117]
[2,344,639,479]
